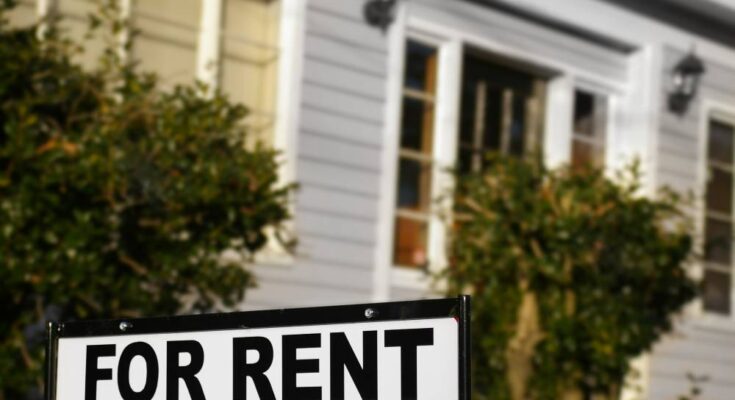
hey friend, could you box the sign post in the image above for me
[46,296,470,400]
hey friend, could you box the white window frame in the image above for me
[568,80,617,170]
[374,13,463,298]
[694,99,735,329]
[374,5,629,300]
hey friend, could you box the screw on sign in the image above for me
[48,297,471,400]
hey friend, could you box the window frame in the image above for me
[696,100,735,323]
[569,79,615,169]
[387,28,462,289]
[374,9,627,298]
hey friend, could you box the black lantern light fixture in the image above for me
[668,49,705,115]
[363,0,397,33]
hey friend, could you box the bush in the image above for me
[0,3,291,397]
[444,154,697,400]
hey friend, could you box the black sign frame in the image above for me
[45,295,471,400]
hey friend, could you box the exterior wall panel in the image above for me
[649,44,735,400]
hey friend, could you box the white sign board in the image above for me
[46,297,470,400]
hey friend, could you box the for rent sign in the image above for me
[46,297,470,400]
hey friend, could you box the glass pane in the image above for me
[400,97,434,153]
[404,41,437,93]
[393,217,428,267]
[574,90,595,137]
[482,87,503,152]
[458,81,503,155]
[457,145,482,173]
[509,94,526,156]
[703,269,731,315]
[709,120,734,165]
[707,167,733,215]
[396,158,432,211]
[705,217,733,265]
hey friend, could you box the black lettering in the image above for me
[233,337,275,400]
[384,328,434,400]
[330,331,377,400]
[167,340,205,400]
[117,342,159,400]
[85,344,116,400]
[282,334,321,400]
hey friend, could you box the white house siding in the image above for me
[245,0,388,310]
[247,0,632,304]
[647,45,735,400]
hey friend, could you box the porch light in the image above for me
[668,50,705,115]
[363,0,397,32]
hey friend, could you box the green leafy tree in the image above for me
[0,2,291,398]
[444,154,697,400]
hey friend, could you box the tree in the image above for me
[0,2,291,398]
[444,154,698,400]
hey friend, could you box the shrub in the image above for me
[444,154,697,400]
[0,3,291,397]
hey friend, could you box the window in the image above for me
[392,40,438,268]
[703,118,735,315]
[571,89,607,168]
[391,43,547,269]
[457,51,545,173]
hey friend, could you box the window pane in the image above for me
[703,269,731,315]
[400,97,434,153]
[709,120,734,165]
[707,167,733,215]
[573,90,595,137]
[705,217,733,265]
[509,94,527,156]
[396,158,432,211]
[393,217,428,267]
[404,41,437,93]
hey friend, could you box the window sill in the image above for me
[390,266,433,291]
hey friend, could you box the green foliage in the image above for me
[0,3,291,397]
[444,154,698,400]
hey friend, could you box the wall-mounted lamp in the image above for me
[668,50,705,115]
[363,0,397,33]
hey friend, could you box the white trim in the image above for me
[254,0,307,267]
[406,12,627,95]
[196,0,223,95]
[692,98,735,328]
[273,0,306,190]
[374,4,408,301]
[36,0,56,39]
[379,6,635,295]
[116,0,132,63]
[544,75,574,168]
[386,21,462,292]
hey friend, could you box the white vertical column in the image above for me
[273,0,307,189]
[117,0,132,62]
[373,3,407,302]
[36,0,58,39]
[196,0,223,96]
[543,75,574,168]
[428,36,462,293]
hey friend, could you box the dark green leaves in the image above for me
[0,6,291,398]
[445,155,697,400]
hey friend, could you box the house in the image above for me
[8,0,735,398]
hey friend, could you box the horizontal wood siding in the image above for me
[413,0,630,82]
[649,45,735,400]
[246,0,385,308]
[248,0,631,310]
